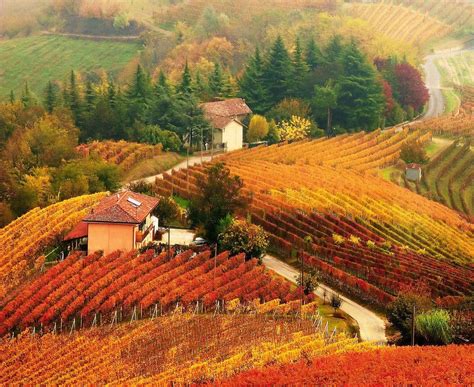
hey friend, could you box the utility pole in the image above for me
[200,126,203,164]
[411,304,416,346]
[167,225,171,260]
[211,126,214,161]
[300,250,304,319]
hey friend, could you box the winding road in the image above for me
[263,255,387,343]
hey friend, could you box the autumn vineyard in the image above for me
[1,0,474,383]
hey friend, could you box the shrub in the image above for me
[400,140,427,164]
[330,293,342,313]
[416,309,452,345]
[277,116,311,142]
[247,115,269,143]
[220,219,269,261]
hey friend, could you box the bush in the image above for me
[400,140,428,164]
[220,218,269,261]
[416,309,452,345]
[139,125,182,152]
[277,115,311,142]
[247,115,269,143]
[330,293,342,313]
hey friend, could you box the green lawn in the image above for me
[0,35,141,99]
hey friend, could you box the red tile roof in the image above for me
[83,190,159,224]
[201,98,252,129]
[63,221,88,241]
[406,163,422,169]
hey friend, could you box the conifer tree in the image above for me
[44,80,57,113]
[127,64,152,124]
[305,37,323,70]
[84,80,96,112]
[263,35,292,106]
[68,70,83,126]
[208,62,224,98]
[9,90,15,104]
[193,70,209,101]
[239,47,270,114]
[290,37,309,99]
[177,61,193,95]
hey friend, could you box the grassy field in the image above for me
[123,153,184,182]
[0,35,141,99]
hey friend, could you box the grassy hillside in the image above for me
[0,35,140,99]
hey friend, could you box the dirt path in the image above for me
[263,255,387,343]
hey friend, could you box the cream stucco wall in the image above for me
[87,223,135,255]
[221,121,243,151]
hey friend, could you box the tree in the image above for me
[263,36,292,106]
[208,62,224,98]
[334,42,384,131]
[305,37,323,70]
[177,61,193,96]
[330,293,342,314]
[277,115,311,141]
[126,64,152,124]
[84,80,96,112]
[44,81,58,113]
[21,82,35,108]
[416,309,452,345]
[68,70,83,127]
[289,37,309,99]
[394,63,429,112]
[400,140,428,164]
[220,218,269,261]
[9,90,15,104]
[313,83,338,135]
[265,119,280,144]
[239,47,270,114]
[189,163,249,242]
[269,98,311,122]
[153,196,180,226]
[247,115,269,142]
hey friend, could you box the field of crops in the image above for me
[0,35,140,98]
[155,131,474,305]
[219,344,474,385]
[0,312,375,384]
[0,193,105,303]
[0,247,314,336]
[349,2,453,47]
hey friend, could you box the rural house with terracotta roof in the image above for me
[64,190,160,255]
[200,98,252,152]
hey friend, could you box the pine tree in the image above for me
[290,37,309,99]
[238,47,270,114]
[107,80,117,108]
[44,80,57,113]
[193,70,209,101]
[263,35,292,106]
[177,61,193,95]
[208,62,224,98]
[127,64,152,124]
[305,37,323,70]
[156,70,172,97]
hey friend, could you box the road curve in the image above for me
[423,54,445,119]
[263,255,387,343]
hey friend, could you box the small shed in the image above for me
[405,163,422,182]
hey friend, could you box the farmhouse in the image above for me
[64,190,159,255]
[200,98,252,152]
[405,163,423,182]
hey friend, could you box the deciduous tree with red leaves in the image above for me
[394,63,429,112]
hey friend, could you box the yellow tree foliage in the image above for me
[248,115,269,143]
[278,116,311,142]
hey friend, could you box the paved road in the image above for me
[263,255,387,343]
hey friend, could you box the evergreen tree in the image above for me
[84,80,96,112]
[9,90,15,104]
[107,80,117,108]
[263,35,292,106]
[208,62,224,98]
[289,37,309,99]
[177,61,193,95]
[126,64,152,124]
[334,41,384,131]
[193,70,209,101]
[238,47,270,114]
[305,37,323,70]
[44,81,58,113]
[68,70,83,127]
[156,70,172,97]
[21,82,35,108]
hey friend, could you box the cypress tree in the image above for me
[84,80,96,112]
[290,37,309,99]
[238,47,270,114]
[156,70,172,97]
[193,70,209,101]
[68,70,83,126]
[263,35,292,106]
[107,80,117,108]
[127,64,152,124]
[9,90,15,104]
[44,80,57,113]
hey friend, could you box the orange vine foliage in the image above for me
[0,193,105,302]
[218,344,474,385]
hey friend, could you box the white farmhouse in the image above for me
[200,98,252,152]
